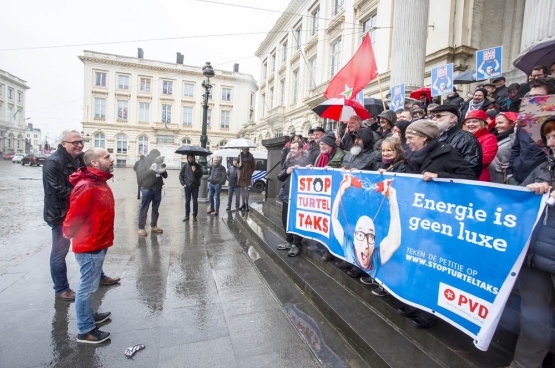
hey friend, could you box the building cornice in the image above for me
[255,0,305,56]
[0,69,30,90]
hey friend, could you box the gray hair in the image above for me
[213,156,222,162]
[60,130,81,142]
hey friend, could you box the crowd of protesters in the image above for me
[278,64,555,368]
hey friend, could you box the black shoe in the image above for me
[321,251,334,261]
[94,311,111,324]
[245,205,249,212]
[183,216,189,222]
[397,307,420,319]
[77,328,111,344]
[336,260,352,269]
[360,275,376,285]
[239,205,246,211]
[371,286,389,297]
[193,216,197,222]
[288,245,300,257]
[346,268,364,278]
[411,315,438,330]
[277,242,292,250]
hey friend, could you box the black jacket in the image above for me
[207,164,226,185]
[179,161,203,188]
[307,140,320,164]
[341,128,379,171]
[138,152,167,190]
[444,93,464,109]
[406,140,476,180]
[438,125,482,179]
[278,152,309,203]
[227,164,239,187]
[459,98,492,119]
[508,125,547,183]
[42,145,85,225]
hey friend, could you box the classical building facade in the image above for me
[25,123,42,153]
[243,0,533,140]
[0,69,30,154]
[80,50,258,168]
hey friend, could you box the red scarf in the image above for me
[316,147,336,167]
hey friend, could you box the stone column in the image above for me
[519,0,555,53]
[389,0,430,90]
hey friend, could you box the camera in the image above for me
[150,156,166,176]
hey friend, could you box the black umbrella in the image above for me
[453,70,485,84]
[363,98,388,117]
[175,145,212,156]
[514,39,555,74]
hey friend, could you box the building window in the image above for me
[94,133,106,148]
[117,100,128,120]
[220,111,230,129]
[94,98,106,118]
[8,88,13,100]
[7,107,12,123]
[250,93,254,107]
[333,0,344,15]
[280,79,285,106]
[95,72,107,87]
[0,84,3,97]
[282,40,288,62]
[331,38,342,77]
[140,78,151,92]
[139,102,150,122]
[222,88,232,101]
[116,134,127,154]
[261,93,266,118]
[311,7,319,35]
[0,104,3,120]
[183,83,194,97]
[118,75,129,90]
[269,88,274,110]
[292,70,299,103]
[207,109,212,127]
[161,104,172,123]
[138,135,149,155]
[294,25,302,50]
[183,106,193,126]
[309,57,317,89]
[271,52,276,72]
[362,14,378,44]
[162,81,173,95]
[17,91,22,103]
[182,138,192,146]
[218,141,227,149]
[262,61,268,79]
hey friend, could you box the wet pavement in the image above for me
[0,161,322,367]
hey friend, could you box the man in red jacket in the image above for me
[63,147,115,344]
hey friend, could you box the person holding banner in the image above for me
[331,174,401,281]
[489,112,517,184]
[505,116,555,368]
[462,110,498,182]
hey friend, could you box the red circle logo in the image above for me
[444,289,455,301]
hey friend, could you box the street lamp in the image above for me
[198,62,215,175]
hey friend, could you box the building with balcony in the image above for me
[0,69,30,154]
[25,123,42,153]
[80,50,258,168]
[243,0,531,140]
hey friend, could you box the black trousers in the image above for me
[281,201,302,246]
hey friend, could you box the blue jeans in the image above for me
[139,188,162,229]
[75,249,106,334]
[208,183,221,210]
[184,186,199,216]
[227,185,240,209]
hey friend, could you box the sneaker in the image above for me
[151,226,163,233]
[360,275,376,285]
[214,211,219,216]
[94,311,112,324]
[56,289,76,301]
[183,216,190,222]
[77,328,111,344]
[371,286,389,297]
[207,208,215,214]
[277,242,292,250]
[288,245,300,257]
[100,276,120,286]
[193,216,197,222]
[138,229,147,236]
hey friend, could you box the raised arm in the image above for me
[379,181,401,264]
[332,175,352,244]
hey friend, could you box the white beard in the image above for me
[350,146,362,156]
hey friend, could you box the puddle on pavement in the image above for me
[247,246,261,261]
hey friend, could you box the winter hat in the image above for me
[319,131,337,147]
[377,110,397,125]
[497,112,519,123]
[463,110,489,125]
[475,88,488,98]
[394,120,411,135]
[406,120,439,140]
[429,104,460,120]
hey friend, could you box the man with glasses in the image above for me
[428,105,482,179]
[331,175,401,279]
[43,130,119,301]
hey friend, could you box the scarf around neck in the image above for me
[410,139,439,170]
[316,147,336,167]
[467,99,485,116]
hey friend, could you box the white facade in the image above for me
[80,51,258,168]
[245,0,529,140]
[0,69,29,154]
[25,123,42,153]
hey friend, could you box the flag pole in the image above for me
[375,72,387,110]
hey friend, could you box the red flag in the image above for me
[324,33,378,100]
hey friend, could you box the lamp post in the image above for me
[198,62,215,175]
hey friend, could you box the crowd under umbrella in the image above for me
[223,138,257,149]
[453,70,485,84]
[175,145,213,156]
[363,97,388,117]
[312,97,371,121]
[514,39,555,74]
[409,87,432,101]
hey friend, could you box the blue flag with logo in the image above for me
[390,84,405,111]
[431,64,453,97]
[286,168,545,350]
[476,46,503,80]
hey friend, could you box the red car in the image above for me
[3,153,15,160]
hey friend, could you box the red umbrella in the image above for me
[312,98,371,121]
[409,87,432,101]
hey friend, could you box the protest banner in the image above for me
[390,84,405,111]
[286,168,546,350]
[431,64,453,97]
[476,46,503,80]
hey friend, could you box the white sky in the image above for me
[0,0,291,140]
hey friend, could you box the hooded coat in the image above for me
[62,167,115,253]
[508,125,547,184]
[473,128,498,182]
[341,128,379,171]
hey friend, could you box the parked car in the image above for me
[12,153,25,163]
[3,153,15,160]
[21,153,47,166]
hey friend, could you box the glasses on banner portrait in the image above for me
[355,231,375,243]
